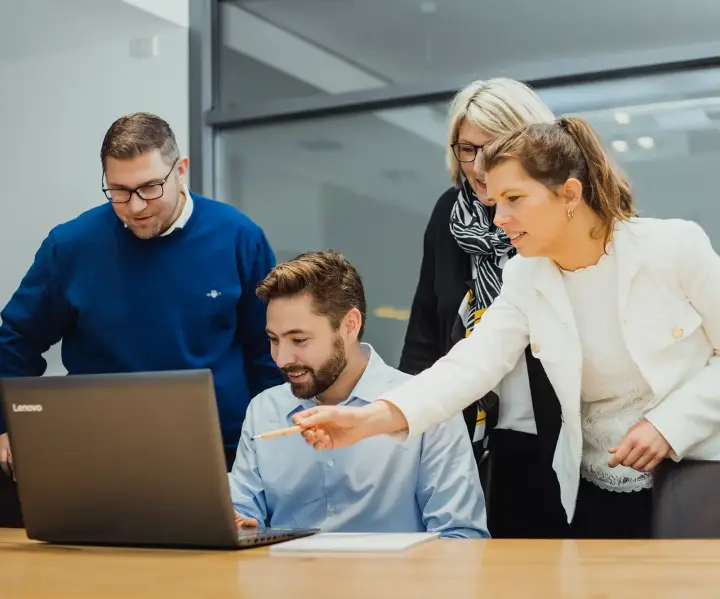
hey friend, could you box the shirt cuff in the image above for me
[644,409,686,461]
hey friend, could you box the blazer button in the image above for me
[672,327,684,339]
[531,342,540,354]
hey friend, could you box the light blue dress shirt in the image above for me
[228,343,489,538]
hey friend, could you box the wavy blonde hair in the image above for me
[446,78,554,184]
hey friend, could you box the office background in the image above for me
[3,0,720,371]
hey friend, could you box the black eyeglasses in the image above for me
[451,142,484,163]
[101,158,178,204]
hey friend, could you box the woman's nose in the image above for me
[472,152,485,181]
[493,204,510,229]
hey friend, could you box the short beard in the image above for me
[128,221,163,239]
[282,336,347,399]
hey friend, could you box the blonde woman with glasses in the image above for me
[398,78,568,538]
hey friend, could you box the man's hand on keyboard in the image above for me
[234,512,259,529]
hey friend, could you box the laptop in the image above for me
[0,369,318,549]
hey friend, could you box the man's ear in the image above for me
[177,156,190,185]
[343,307,363,341]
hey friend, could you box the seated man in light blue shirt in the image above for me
[228,250,489,538]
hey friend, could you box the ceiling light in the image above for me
[637,136,655,149]
[611,140,629,152]
[614,112,631,125]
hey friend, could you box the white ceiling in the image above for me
[0,0,183,63]
[228,0,720,88]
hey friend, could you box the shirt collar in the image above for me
[160,185,194,236]
[122,185,194,235]
[285,343,389,420]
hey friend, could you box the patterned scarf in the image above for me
[449,177,516,331]
[449,177,516,442]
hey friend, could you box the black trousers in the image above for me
[484,430,653,539]
[483,429,569,538]
[571,477,652,539]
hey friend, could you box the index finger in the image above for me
[292,406,328,428]
[292,407,313,422]
[608,438,632,468]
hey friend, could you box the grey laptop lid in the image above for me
[1,369,250,549]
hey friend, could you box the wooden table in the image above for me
[2,528,720,598]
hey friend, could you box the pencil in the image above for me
[252,425,302,441]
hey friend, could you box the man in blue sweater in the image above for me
[0,112,282,476]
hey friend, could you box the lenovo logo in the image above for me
[12,404,43,413]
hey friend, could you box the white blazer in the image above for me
[383,217,720,522]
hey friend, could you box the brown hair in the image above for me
[256,250,367,339]
[481,116,636,238]
[100,112,179,169]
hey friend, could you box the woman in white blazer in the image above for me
[293,116,720,539]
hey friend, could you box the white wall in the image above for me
[0,27,188,374]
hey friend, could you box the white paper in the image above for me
[270,532,440,553]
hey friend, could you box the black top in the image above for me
[399,187,471,374]
[399,187,479,436]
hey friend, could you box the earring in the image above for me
[567,209,574,219]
